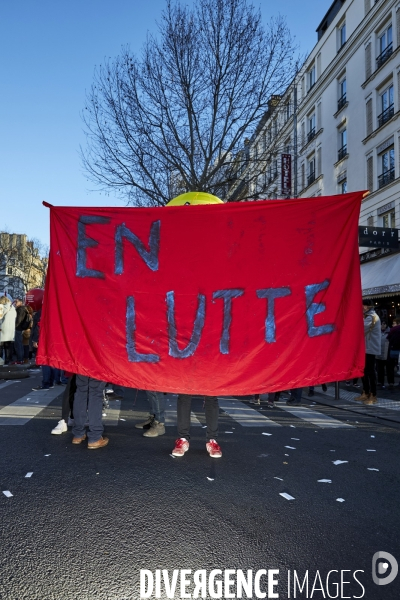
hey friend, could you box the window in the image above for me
[285,100,291,121]
[273,159,278,178]
[377,24,393,68]
[338,78,347,110]
[338,128,347,161]
[308,157,315,185]
[382,210,395,227]
[378,146,395,188]
[341,180,348,193]
[7,267,12,275]
[339,22,346,49]
[378,84,394,127]
[308,66,316,91]
[308,114,316,142]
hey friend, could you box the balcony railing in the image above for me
[307,171,316,186]
[337,94,347,111]
[376,43,393,69]
[338,145,347,161]
[378,167,395,189]
[307,128,316,143]
[378,103,394,128]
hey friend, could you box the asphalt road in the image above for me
[0,372,399,600]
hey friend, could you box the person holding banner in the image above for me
[172,394,222,458]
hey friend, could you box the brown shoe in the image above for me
[363,395,377,405]
[72,434,87,444]
[354,392,368,402]
[88,436,109,450]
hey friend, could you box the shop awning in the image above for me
[361,252,400,297]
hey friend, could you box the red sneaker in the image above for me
[206,439,222,458]
[172,438,189,457]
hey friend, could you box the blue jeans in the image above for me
[72,375,106,443]
[146,391,165,424]
[14,330,24,361]
[41,366,61,387]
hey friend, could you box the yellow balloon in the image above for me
[166,191,223,206]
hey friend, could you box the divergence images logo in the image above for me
[372,552,398,586]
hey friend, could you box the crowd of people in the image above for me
[1,294,400,457]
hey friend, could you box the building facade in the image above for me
[0,233,47,300]
[226,0,400,322]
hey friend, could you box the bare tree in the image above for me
[81,0,297,205]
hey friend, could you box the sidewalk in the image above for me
[307,375,400,424]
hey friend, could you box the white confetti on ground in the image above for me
[202,425,207,429]
[262,432,272,436]
[366,449,376,452]
[330,450,336,452]
[285,446,296,449]
[367,468,379,471]
[274,477,283,481]
[225,431,233,434]
[371,435,375,438]
[207,477,214,481]
[291,438,300,441]
[119,418,126,421]
[257,454,269,458]
[336,498,345,503]
[3,491,13,498]
[290,425,296,428]
[318,479,332,483]
[25,473,33,478]
[44,454,51,457]
[333,460,348,465]
[280,492,295,500]
[169,454,176,459]
[285,454,289,456]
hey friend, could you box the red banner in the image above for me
[38,194,365,394]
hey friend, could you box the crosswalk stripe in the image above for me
[218,398,281,427]
[164,395,202,426]
[0,388,63,426]
[103,399,121,426]
[279,405,354,428]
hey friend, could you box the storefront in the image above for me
[360,249,400,324]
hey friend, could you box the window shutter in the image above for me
[301,121,305,146]
[317,147,322,176]
[364,0,370,15]
[317,53,321,79]
[366,99,373,136]
[317,103,322,130]
[301,76,305,99]
[301,163,305,190]
[367,156,373,191]
[365,43,372,80]
[397,8,400,49]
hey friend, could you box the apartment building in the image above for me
[0,233,47,300]
[227,0,400,321]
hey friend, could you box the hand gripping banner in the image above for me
[38,193,365,395]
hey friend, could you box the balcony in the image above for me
[378,167,395,189]
[307,128,316,143]
[376,43,393,69]
[338,145,347,161]
[307,171,316,186]
[337,94,347,111]
[377,103,394,128]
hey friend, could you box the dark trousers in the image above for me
[362,353,377,396]
[376,358,395,385]
[62,375,76,422]
[72,375,106,443]
[1,342,13,364]
[177,394,219,441]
